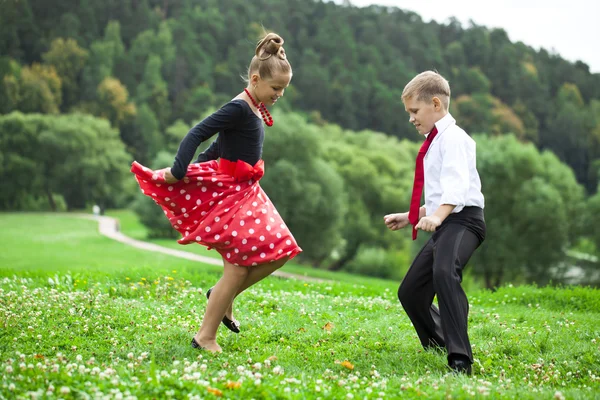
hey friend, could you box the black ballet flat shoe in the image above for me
[221,315,240,333]
[206,287,241,334]
[191,338,205,350]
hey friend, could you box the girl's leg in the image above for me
[237,256,290,295]
[224,256,290,321]
[193,259,249,352]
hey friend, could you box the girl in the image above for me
[131,33,302,352]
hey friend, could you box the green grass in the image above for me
[106,209,399,288]
[1,212,599,399]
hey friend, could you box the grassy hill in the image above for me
[0,213,598,398]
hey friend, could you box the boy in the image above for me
[384,71,486,375]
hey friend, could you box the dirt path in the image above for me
[80,214,325,282]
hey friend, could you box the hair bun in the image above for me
[256,33,287,61]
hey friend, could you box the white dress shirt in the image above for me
[423,113,485,215]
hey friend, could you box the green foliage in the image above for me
[9,63,62,114]
[454,93,525,138]
[0,112,132,211]
[261,113,346,265]
[127,103,162,164]
[346,246,409,280]
[94,77,137,129]
[1,0,599,285]
[586,188,600,252]
[41,37,89,109]
[0,0,599,190]
[474,134,586,288]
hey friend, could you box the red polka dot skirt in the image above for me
[131,158,302,266]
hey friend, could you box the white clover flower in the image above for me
[273,366,283,375]
[127,353,134,359]
[60,387,70,395]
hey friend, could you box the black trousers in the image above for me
[398,207,486,363]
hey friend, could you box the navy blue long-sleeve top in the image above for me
[170,99,264,180]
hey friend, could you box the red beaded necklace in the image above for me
[244,88,273,127]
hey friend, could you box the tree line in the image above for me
[1,0,598,287]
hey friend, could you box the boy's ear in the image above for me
[432,96,442,110]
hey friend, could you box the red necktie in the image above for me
[408,126,439,240]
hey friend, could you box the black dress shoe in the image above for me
[206,288,240,334]
[449,356,472,376]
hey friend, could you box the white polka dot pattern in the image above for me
[131,160,302,266]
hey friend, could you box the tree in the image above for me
[473,134,585,288]
[172,85,216,124]
[135,55,171,129]
[126,103,162,164]
[42,38,88,110]
[260,113,347,265]
[0,112,132,210]
[586,187,600,252]
[541,84,594,192]
[95,77,137,129]
[454,94,525,138]
[80,21,126,100]
[0,0,40,63]
[15,64,62,114]
[320,126,417,271]
[0,58,22,114]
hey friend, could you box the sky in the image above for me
[332,0,600,73]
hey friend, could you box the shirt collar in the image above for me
[432,113,455,136]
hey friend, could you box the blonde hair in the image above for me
[246,33,292,82]
[402,71,451,110]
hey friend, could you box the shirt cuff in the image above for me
[440,192,466,208]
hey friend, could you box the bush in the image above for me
[19,193,67,212]
[345,246,409,280]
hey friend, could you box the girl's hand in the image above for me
[164,168,179,184]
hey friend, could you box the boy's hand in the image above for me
[384,212,410,231]
[163,168,179,184]
[415,215,441,232]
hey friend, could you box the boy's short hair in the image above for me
[402,71,451,110]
